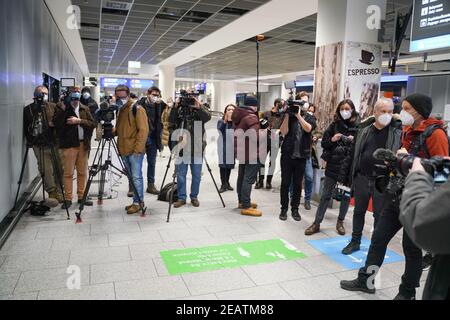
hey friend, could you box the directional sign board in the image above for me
[160,239,306,275]
[307,236,404,270]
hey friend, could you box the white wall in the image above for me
[260,85,282,112]
[407,75,450,116]
[0,0,83,221]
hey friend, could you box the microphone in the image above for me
[373,148,397,162]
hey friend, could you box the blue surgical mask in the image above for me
[71,92,81,101]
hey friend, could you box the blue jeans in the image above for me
[176,162,203,201]
[122,154,145,204]
[304,157,314,201]
[146,137,158,184]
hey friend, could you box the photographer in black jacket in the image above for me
[400,158,450,300]
[305,99,359,236]
[279,99,316,221]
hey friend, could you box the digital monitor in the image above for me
[60,78,75,87]
[100,77,130,88]
[410,0,450,52]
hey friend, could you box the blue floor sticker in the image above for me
[307,236,404,270]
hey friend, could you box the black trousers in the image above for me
[220,168,232,186]
[280,155,306,211]
[358,199,423,297]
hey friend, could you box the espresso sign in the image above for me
[343,42,382,118]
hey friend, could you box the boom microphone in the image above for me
[373,148,397,162]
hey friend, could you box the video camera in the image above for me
[179,90,200,109]
[373,148,450,195]
[98,101,117,123]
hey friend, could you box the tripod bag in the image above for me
[158,182,178,202]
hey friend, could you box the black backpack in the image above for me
[158,182,178,202]
[410,124,450,157]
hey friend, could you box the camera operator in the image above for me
[137,86,167,195]
[278,95,316,222]
[113,85,149,215]
[23,86,63,207]
[337,98,402,254]
[169,90,211,208]
[305,99,360,236]
[400,158,450,300]
[232,96,262,217]
[80,87,99,119]
[54,86,96,209]
[255,98,285,190]
[340,94,448,300]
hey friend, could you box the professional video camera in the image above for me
[179,90,200,109]
[373,148,450,195]
[98,101,117,123]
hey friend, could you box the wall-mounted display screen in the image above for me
[100,77,155,89]
[130,79,154,89]
[410,0,450,52]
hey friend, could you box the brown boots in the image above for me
[305,220,346,236]
[336,219,346,236]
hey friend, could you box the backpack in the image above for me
[411,124,450,157]
[158,182,178,202]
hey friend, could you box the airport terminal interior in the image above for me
[0,0,450,302]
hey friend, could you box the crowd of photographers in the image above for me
[23,83,449,300]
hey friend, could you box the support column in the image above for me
[212,81,237,112]
[158,65,176,101]
[314,0,387,130]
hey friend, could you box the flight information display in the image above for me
[410,0,450,52]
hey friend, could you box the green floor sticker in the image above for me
[160,239,306,275]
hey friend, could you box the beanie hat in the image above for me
[404,94,433,119]
[244,95,258,107]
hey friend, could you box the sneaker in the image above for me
[305,223,320,236]
[226,183,234,191]
[241,208,262,217]
[291,209,301,222]
[342,240,361,255]
[422,253,433,271]
[336,219,346,236]
[279,209,288,221]
[146,184,160,195]
[239,203,257,209]
[47,192,61,207]
[304,200,311,211]
[340,278,376,294]
[191,198,200,207]
[61,200,72,210]
[393,293,416,300]
[219,185,228,193]
[174,200,186,208]
[44,197,59,208]
[78,199,93,206]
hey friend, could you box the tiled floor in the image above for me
[0,120,428,300]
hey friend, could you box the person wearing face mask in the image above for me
[54,86,96,209]
[336,98,401,253]
[113,85,149,214]
[303,103,318,210]
[80,87,99,120]
[23,86,63,206]
[136,86,167,195]
[305,100,360,235]
[161,97,174,149]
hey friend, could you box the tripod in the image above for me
[75,124,146,223]
[14,102,70,219]
[159,109,225,223]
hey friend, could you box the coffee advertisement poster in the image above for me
[344,42,382,119]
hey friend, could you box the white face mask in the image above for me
[340,110,352,120]
[400,110,415,126]
[120,98,129,106]
[377,113,392,127]
[83,93,91,100]
[43,94,48,103]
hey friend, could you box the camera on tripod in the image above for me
[179,90,200,109]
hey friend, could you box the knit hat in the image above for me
[244,95,258,107]
[404,94,433,119]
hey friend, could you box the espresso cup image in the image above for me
[360,50,375,65]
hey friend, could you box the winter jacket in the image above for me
[54,102,96,150]
[161,106,172,148]
[321,118,359,180]
[400,171,450,300]
[281,112,317,159]
[80,97,99,119]
[138,98,166,152]
[339,116,402,187]
[232,106,261,164]
[115,100,149,156]
[217,119,235,169]
[402,118,449,157]
[23,102,58,146]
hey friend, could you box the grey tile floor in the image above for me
[0,120,428,300]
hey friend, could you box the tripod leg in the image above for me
[204,157,226,208]
[111,139,146,217]
[159,153,173,196]
[97,140,108,205]
[13,147,30,210]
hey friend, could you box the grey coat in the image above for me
[400,171,450,300]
